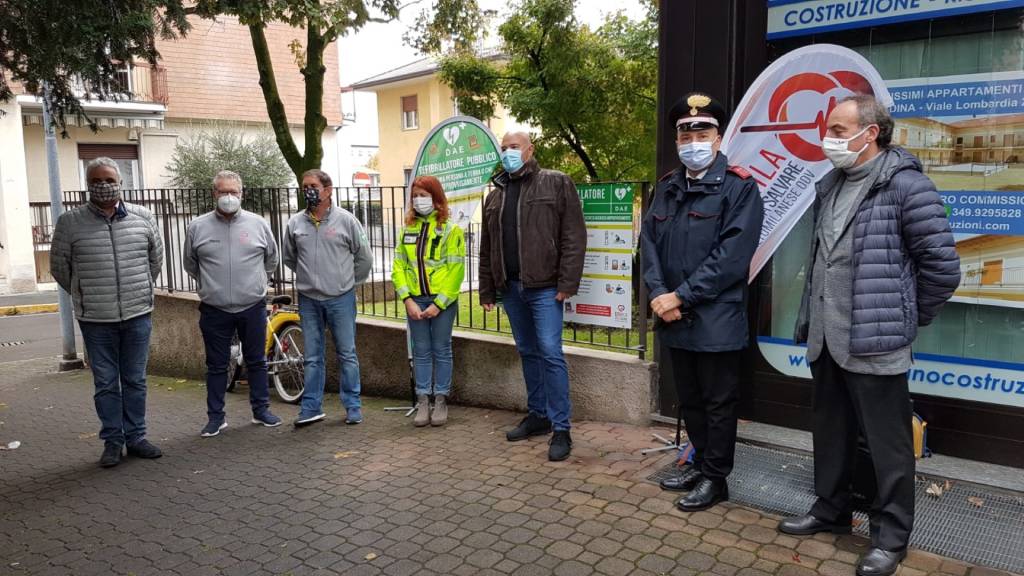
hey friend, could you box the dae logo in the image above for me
[739,70,874,162]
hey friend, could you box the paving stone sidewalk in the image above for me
[0,358,1014,576]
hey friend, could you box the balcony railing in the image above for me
[70,63,168,105]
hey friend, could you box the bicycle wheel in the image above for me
[271,323,305,404]
[226,334,243,392]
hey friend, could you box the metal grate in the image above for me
[648,442,1024,573]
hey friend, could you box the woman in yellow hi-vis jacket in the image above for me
[392,176,466,427]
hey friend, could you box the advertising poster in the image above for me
[751,11,1024,408]
[410,116,501,229]
[721,43,893,280]
[564,183,635,329]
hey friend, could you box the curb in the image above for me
[0,304,59,316]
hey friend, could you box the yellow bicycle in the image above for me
[226,295,305,403]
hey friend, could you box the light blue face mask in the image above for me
[501,149,524,173]
[677,141,716,172]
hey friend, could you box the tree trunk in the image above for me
[249,23,304,183]
[301,22,328,177]
[561,125,600,180]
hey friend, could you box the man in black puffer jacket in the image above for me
[780,95,960,576]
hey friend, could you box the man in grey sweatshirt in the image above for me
[283,169,373,427]
[184,170,282,437]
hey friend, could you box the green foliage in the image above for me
[0,0,190,132]
[438,0,657,183]
[165,124,294,189]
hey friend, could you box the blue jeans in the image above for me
[199,301,270,420]
[298,291,361,415]
[78,314,153,446]
[407,295,457,396]
[500,281,571,430]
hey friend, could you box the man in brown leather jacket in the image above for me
[479,132,587,461]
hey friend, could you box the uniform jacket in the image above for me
[391,211,466,310]
[795,147,961,355]
[50,201,164,323]
[642,152,764,352]
[282,206,372,301]
[183,209,279,313]
[478,158,587,304]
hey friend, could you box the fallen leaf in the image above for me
[0,440,21,450]
[944,479,954,491]
[365,552,377,561]
[334,451,360,459]
[0,403,8,408]
[926,483,944,498]
[78,432,97,440]
[166,388,174,391]
[175,379,186,383]
[852,518,864,528]
[792,553,801,563]
[193,470,204,474]
[967,496,985,508]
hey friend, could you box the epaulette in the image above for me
[727,165,752,179]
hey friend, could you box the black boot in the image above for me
[506,414,552,442]
[548,430,572,461]
[856,548,906,576]
[660,466,703,492]
[778,514,852,536]
[676,477,728,512]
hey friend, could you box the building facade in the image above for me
[0,15,342,292]
[658,1,1024,467]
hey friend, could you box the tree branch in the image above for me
[302,20,328,175]
[249,23,304,178]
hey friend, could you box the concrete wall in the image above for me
[148,292,655,425]
[0,102,39,293]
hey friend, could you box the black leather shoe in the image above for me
[778,514,852,536]
[126,439,162,459]
[856,548,906,576]
[99,443,122,468]
[676,478,728,512]
[659,466,703,492]
[548,430,572,461]
[506,414,552,442]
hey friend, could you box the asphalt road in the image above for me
[0,312,84,364]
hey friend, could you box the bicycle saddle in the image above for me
[270,295,292,306]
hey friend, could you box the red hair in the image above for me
[405,175,449,226]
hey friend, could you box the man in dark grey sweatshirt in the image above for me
[184,170,281,437]
[283,169,373,428]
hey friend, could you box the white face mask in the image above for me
[677,141,716,172]
[822,125,873,170]
[412,196,434,216]
[217,194,241,214]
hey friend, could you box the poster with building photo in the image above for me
[888,70,1024,309]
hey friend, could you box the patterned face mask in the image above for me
[89,181,121,205]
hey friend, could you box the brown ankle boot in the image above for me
[414,395,431,427]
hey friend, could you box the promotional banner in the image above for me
[564,183,635,329]
[766,0,1024,40]
[410,116,501,228]
[721,43,893,281]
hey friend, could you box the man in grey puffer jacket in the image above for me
[778,95,960,576]
[50,157,165,468]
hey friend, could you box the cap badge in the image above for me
[687,94,711,115]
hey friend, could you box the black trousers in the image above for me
[809,347,915,552]
[669,348,741,481]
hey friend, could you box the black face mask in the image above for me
[304,187,322,210]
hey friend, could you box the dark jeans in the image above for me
[78,314,152,446]
[668,348,741,481]
[500,281,571,431]
[199,301,271,420]
[809,346,915,552]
